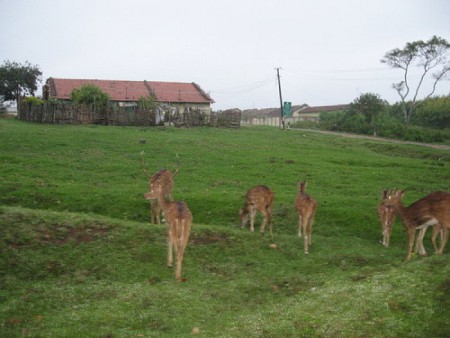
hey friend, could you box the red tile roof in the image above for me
[46,78,214,104]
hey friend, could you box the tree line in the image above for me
[298,93,450,143]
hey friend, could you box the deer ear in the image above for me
[297,182,302,191]
[382,190,388,199]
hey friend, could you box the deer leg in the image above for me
[386,224,392,248]
[298,215,303,237]
[249,206,256,232]
[153,200,163,225]
[150,200,157,224]
[406,228,416,261]
[438,227,449,255]
[415,228,428,256]
[175,220,191,281]
[308,218,313,247]
[431,224,441,253]
[382,222,391,248]
[260,209,268,234]
[303,217,309,254]
[167,227,174,267]
[175,245,185,281]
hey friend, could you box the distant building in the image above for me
[292,104,350,121]
[44,78,214,114]
[241,104,350,126]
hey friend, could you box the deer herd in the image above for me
[142,155,449,281]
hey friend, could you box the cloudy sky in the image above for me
[1,0,449,110]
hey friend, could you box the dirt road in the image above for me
[295,129,450,150]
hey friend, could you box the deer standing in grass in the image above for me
[377,190,396,248]
[295,181,317,254]
[384,190,450,261]
[141,152,178,224]
[240,185,274,238]
[144,188,192,281]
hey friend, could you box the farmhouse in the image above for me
[44,78,215,114]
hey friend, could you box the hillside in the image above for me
[0,119,449,337]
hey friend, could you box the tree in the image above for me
[138,95,157,111]
[413,96,450,129]
[0,60,42,108]
[70,84,110,109]
[348,93,388,134]
[0,95,6,115]
[381,36,450,123]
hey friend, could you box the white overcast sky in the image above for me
[1,0,449,110]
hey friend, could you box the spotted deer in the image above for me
[144,191,192,281]
[240,185,274,238]
[141,152,179,224]
[295,181,317,254]
[377,190,396,248]
[384,190,450,261]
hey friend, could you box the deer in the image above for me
[377,190,396,248]
[240,185,274,239]
[383,189,450,261]
[295,181,317,254]
[141,151,179,224]
[144,190,192,282]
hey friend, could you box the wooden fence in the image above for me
[18,101,241,128]
[18,101,156,126]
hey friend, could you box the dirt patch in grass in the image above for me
[189,231,230,245]
[35,224,110,245]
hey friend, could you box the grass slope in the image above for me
[0,119,449,337]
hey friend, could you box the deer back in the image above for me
[245,185,274,209]
[164,201,193,224]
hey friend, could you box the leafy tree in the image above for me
[0,60,42,108]
[412,96,450,129]
[348,93,388,134]
[138,95,157,110]
[0,95,6,115]
[70,84,110,108]
[381,36,450,123]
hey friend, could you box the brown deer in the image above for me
[384,190,450,261]
[295,181,317,254]
[240,185,274,238]
[144,190,192,281]
[377,190,396,248]
[141,152,179,224]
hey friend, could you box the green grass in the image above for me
[0,119,449,337]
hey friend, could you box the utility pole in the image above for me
[276,67,284,129]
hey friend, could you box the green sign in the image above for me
[283,101,292,117]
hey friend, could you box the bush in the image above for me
[24,96,44,106]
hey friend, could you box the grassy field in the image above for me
[0,119,449,337]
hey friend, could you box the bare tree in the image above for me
[381,36,450,123]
